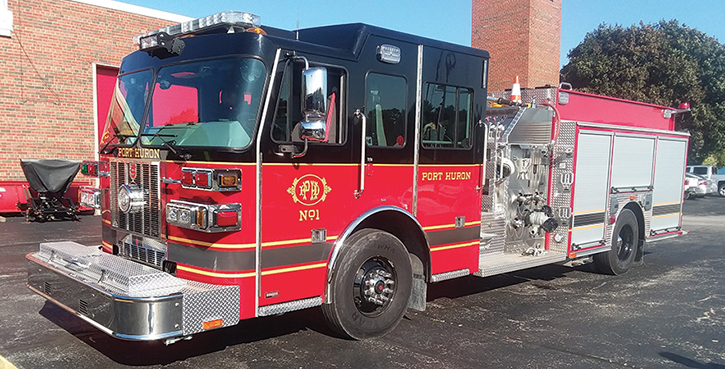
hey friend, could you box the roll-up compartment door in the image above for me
[651,138,687,231]
[610,135,655,189]
[571,131,612,248]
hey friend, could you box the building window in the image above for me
[422,83,473,149]
[0,0,12,37]
[365,73,407,148]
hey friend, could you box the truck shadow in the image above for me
[426,263,588,301]
[39,302,337,365]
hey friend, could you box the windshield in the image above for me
[141,58,266,149]
[100,69,153,146]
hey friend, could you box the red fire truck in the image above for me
[26,11,689,343]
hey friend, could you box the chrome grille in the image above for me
[119,241,166,267]
[110,160,161,238]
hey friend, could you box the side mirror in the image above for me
[300,67,328,142]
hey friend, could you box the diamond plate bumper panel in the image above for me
[27,241,239,340]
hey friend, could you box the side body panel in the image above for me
[651,138,688,232]
[570,130,612,248]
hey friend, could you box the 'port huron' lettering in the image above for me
[117,148,161,159]
[422,171,471,181]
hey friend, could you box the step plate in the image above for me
[475,252,567,277]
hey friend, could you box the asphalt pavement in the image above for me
[0,197,723,369]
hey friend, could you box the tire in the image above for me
[322,228,412,340]
[594,209,638,275]
[719,183,725,197]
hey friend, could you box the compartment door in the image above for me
[651,138,687,231]
[571,131,612,248]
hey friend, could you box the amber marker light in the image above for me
[219,173,238,187]
[203,318,223,330]
[246,27,266,35]
[195,208,208,228]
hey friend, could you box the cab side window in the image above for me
[422,83,473,149]
[272,61,346,144]
[365,73,407,148]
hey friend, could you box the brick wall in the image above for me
[472,0,561,92]
[0,0,185,181]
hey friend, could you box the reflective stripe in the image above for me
[430,241,479,252]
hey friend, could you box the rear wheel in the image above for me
[322,228,412,340]
[719,183,725,197]
[594,209,638,275]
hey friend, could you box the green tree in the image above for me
[560,20,725,164]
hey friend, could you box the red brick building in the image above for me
[0,0,189,182]
[472,0,561,92]
[0,0,562,184]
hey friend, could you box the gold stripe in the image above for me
[177,265,255,278]
[654,201,681,206]
[168,235,339,250]
[422,224,455,231]
[101,240,113,248]
[423,222,480,231]
[653,213,680,219]
[573,209,605,215]
[262,162,358,167]
[168,236,255,250]
[261,262,327,276]
[101,219,111,225]
[262,236,338,248]
[1,355,19,369]
[369,164,413,167]
[430,241,479,252]
[177,262,327,279]
[571,223,604,231]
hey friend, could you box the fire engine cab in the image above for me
[26,11,689,343]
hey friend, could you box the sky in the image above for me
[122,0,725,68]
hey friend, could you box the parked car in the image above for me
[686,165,725,196]
[684,173,714,199]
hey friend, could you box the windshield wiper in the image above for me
[139,133,191,160]
[99,133,137,154]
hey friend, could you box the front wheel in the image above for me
[594,209,639,275]
[322,228,412,340]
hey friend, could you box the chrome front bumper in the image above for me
[27,241,239,341]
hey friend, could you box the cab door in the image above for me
[258,56,353,309]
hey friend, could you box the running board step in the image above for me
[474,252,567,277]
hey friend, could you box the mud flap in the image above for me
[634,239,645,265]
[408,273,426,311]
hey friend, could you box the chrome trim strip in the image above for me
[430,268,469,283]
[258,296,322,316]
[256,48,282,317]
[647,232,683,242]
[354,111,367,198]
[412,44,423,217]
[576,121,690,137]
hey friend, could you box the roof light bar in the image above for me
[134,11,262,49]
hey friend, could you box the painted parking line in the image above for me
[0,355,18,369]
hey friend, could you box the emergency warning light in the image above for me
[134,11,262,52]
